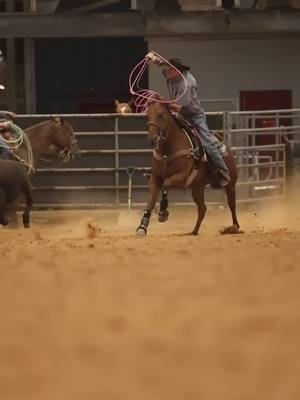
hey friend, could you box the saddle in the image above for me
[174,114,227,159]
[173,114,203,160]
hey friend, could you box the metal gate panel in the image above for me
[14,111,291,208]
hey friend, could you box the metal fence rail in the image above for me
[229,108,300,132]
[14,109,292,208]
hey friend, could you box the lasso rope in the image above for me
[129,52,188,112]
[0,122,34,174]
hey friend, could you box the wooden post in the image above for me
[6,0,17,112]
[24,0,37,113]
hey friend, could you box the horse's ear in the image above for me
[115,99,119,106]
[51,116,64,125]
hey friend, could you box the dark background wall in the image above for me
[35,37,148,113]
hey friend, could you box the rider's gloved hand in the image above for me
[168,102,181,114]
[145,51,162,65]
[6,111,16,120]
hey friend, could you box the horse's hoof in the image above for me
[180,231,198,236]
[23,223,30,229]
[136,227,147,236]
[221,225,243,235]
[0,217,9,226]
[158,210,169,223]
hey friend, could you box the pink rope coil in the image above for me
[129,52,188,112]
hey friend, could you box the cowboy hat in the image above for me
[162,57,190,72]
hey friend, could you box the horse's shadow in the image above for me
[154,224,245,237]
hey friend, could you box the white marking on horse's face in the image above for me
[116,103,132,114]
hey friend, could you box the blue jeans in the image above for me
[188,112,229,173]
[0,136,10,159]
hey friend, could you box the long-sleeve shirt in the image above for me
[0,111,10,157]
[0,111,8,120]
[0,111,10,158]
[167,71,204,118]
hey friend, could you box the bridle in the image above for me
[58,138,79,163]
[147,120,167,148]
[147,115,197,164]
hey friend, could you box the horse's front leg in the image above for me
[136,175,162,236]
[22,190,33,229]
[158,173,188,223]
[163,172,187,188]
[158,188,169,222]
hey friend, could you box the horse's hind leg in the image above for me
[222,182,240,234]
[22,180,33,229]
[158,188,169,222]
[191,182,206,236]
[0,189,9,226]
[136,175,161,236]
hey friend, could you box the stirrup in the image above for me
[217,170,230,187]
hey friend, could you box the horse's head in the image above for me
[50,116,80,162]
[147,101,171,148]
[115,99,133,114]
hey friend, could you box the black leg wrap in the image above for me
[160,189,169,211]
[136,210,151,234]
[143,210,151,219]
[159,189,169,222]
[158,209,169,222]
[23,212,30,228]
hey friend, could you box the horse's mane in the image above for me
[24,119,52,134]
[148,101,179,130]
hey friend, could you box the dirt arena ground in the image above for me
[1,199,300,400]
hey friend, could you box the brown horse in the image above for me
[114,99,134,114]
[0,160,33,228]
[136,101,240,236]
[16,116,80,171]
[1,116,79,226]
